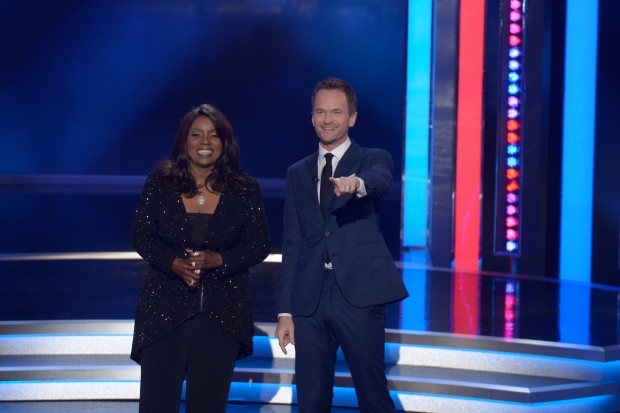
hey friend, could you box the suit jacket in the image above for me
[130,171,271,363]
[276,141,409,316]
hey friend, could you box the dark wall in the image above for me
[0,1,406,178]
[0,1,407,256]
[482,0,562,276]
[481,0,619,284]
[592,0,620,284]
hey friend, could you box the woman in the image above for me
[130,103,271,413]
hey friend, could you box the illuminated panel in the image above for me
[559,0,598,282]
[493,0,525,256]
[454,0,486,270]
[402,0,433,247]
[400,251,428,331]
[503,281,517,338]
[452,271,480,335]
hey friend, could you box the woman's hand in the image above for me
[180,249,224,287]
[171,257,202,288]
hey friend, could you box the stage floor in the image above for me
[0,401,362,413]
[2,252,620,412]
[1,253,619,349]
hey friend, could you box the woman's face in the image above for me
[186,116,223,175]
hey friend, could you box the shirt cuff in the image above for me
[354,176,367,198]
[278,313,293,318]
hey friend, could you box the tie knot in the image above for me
[324,153,334,163]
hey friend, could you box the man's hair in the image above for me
[311,77,358,114]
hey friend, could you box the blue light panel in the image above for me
[402,0,433,247]
[559,0,598,282]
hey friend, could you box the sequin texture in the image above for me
[130,171,271,364]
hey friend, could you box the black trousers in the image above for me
[294,269,395,413]
[138,313,241,413]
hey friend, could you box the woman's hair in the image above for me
[311,77,358,115]
[156,103,244,195]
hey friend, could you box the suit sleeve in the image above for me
[276,167,302,314]
[357,148,394,199]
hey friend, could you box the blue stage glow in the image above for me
[559,0,598,282]
[403,0,433,247]
[507,144,519,155]
[508,84,520,94]
[400,250,429,331]
[508,60,521,70]
[507,157,519,167]
[560,282,591,346]
[509,48,521,58]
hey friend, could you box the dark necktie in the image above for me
[320,153,334,217]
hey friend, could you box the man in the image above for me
[275,77,409,412]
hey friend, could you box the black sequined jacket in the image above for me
[130,170,271,364]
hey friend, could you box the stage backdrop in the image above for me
[0,1,407,255]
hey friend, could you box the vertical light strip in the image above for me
[503,281,517,338]
[454,0,486,271]
[560,283,590,345]
[400,250,428,331]
[494,0,525,257]
[452,271,480,334]
[559,0,598,282]
[402,0,433,247]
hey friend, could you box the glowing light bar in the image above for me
[494,0,525,257]
[402,0,433,247]
[454,0,486,270]
[0,252,283,263]
[559,0,598,282]
[503,281,517,338]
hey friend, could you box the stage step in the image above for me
[1,321,619,412]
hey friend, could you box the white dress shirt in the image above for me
[317,137,367,199]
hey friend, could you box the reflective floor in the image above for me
[2,188,620,412]
[4,186,618,349]
[1,253,619,349]
[0,402,364,413]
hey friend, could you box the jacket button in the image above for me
[325,230,331,236]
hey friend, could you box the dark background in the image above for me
[0,1,406,177]
[0,0,407,256]
[1,0,618,284]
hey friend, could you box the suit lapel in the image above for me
[334,142,362,177]
[301,155,324,223]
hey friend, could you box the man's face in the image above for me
[312,89,357,150]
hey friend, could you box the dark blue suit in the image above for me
[277,141,409,412]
